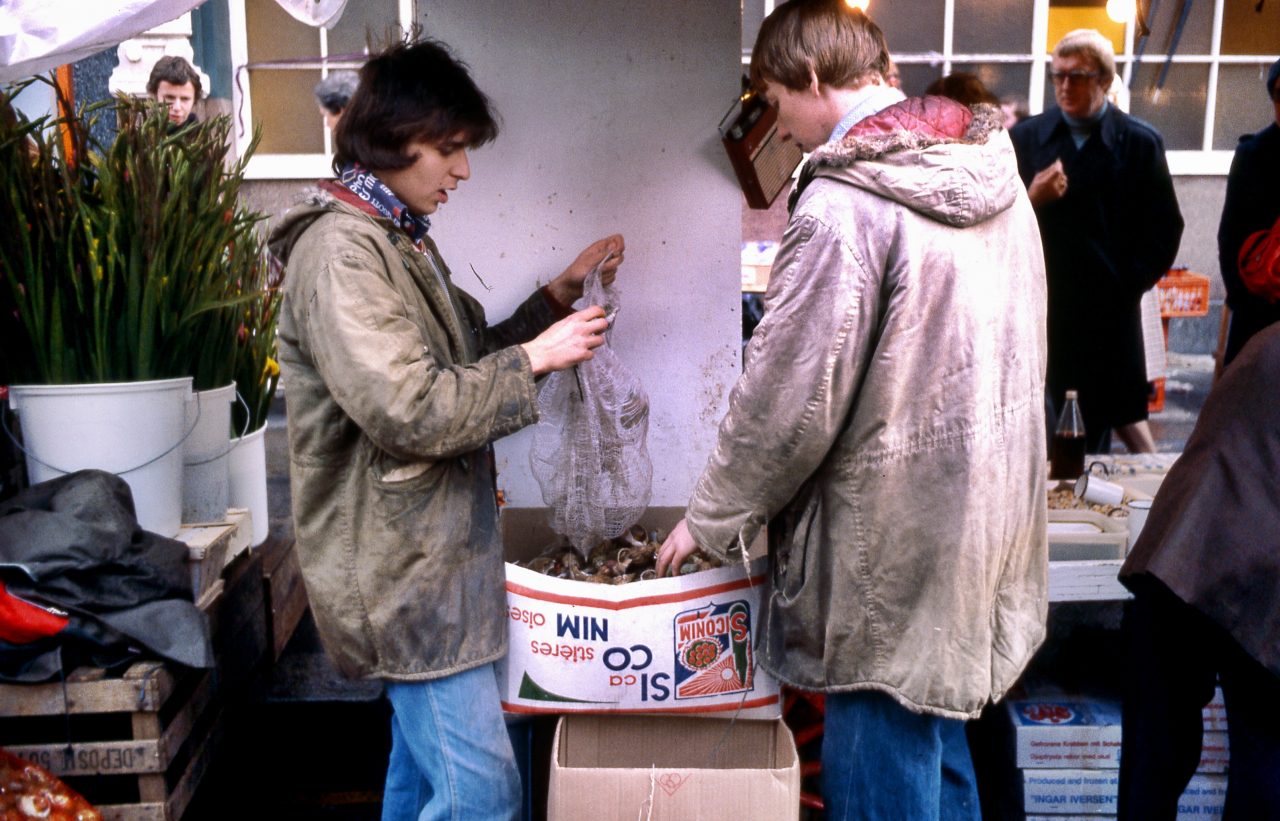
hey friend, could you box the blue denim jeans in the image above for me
[381,664,521,821]
[821,690,981,821]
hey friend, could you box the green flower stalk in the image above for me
[0,78,267,390]
[231,266,282,436]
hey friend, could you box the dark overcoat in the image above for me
[1120,323,1280,676]
[1011,106,1183,441]
[1218,122,1280,367]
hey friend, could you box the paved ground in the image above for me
[1147,352,1215,453]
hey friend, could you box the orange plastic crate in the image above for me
[1155,269,1211,318]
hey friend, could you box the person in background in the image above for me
[657,1,1048,816]
[1116,322,1280,818]
[924,70,1000,108]
[1010,29,1183,455]
[1001,96,1030,130]
[314,70,360,132]
[270,38,624,820]
[883,56,902,89]
[1217,58,1280,368]
[146,55,201,129]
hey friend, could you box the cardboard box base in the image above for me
[548,713,799,821]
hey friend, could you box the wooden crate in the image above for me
[203,548,269,696]
[0,661,221,820]
[172,509,252,601]
[257,538,308,661]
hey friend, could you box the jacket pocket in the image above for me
[770,483,820,603]
[370,442,455,492]
[364,446,459,530]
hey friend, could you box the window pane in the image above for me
[896,62,944,98]
[954,0,1033,55]
[743,0,764,55]
[949,61,1033,111]
[1133,0,1213,56]
[1046,3,1123,55]
[1127,63,1207,151]
[1213,64,1276,150]
[246,0,317,61]
[870,0,945,54]
[251,69,325,154]
[328,0,398,57]
[1221,1,1280,55]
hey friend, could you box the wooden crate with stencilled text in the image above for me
[0,658,221,819]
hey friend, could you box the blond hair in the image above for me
[1053,29,1117,88]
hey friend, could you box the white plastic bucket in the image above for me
[182,382,236,524]
[228,423,269,547]
[7,377,194,537]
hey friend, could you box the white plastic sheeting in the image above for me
[0,0,349,83]
[274,0,349,28]
[0,0,205,82]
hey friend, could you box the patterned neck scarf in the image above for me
[336,162,431,244]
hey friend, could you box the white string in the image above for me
[637,765,656,821]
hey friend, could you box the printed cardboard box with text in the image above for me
[499,507,781,717]
[1023,770,1226,818]
[1007,695,1229,771]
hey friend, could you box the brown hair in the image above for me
[749,0,890,92]
[333,38,499,175]
[146,56,202,98]
[925,72,1000,107]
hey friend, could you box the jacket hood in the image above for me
[268,187,351,266]
[806,97,1019,228]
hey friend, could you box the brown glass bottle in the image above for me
[1049,389,1086,480]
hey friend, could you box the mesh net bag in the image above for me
[529,259,652,556]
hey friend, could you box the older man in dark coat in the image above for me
[1011,29,1183,453]
[1116,323,1280,819]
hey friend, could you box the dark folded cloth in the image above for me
[0,470,213,682]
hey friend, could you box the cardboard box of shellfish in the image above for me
[547,713,800,821]
[499,507,781,718]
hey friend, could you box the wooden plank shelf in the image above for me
[0,662,179,719]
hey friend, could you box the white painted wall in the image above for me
[420,1,743,507]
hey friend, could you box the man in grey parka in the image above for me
[658,2,1048,817]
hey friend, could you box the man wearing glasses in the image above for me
[1011,29,1183,456]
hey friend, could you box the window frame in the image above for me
[227,0,415,179]
[743,0,1278,175]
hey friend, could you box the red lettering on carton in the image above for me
[508,605,546,628]
[529,640,593,663]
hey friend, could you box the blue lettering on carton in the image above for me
[556,614,609,642]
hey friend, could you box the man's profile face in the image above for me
[762,79,836,154]
[377,133,472,216]
[155,80,197,125]
[1050,53,1107,120]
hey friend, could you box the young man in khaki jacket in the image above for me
[273,39,623,820]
